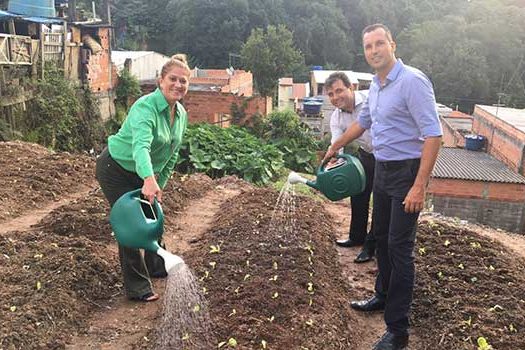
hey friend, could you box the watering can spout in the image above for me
[287,171,307,185]
[288,171,320,191]
[156,246,185,274]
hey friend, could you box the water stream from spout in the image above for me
[154,264,213,350]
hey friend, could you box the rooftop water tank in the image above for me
[8,0,56,18]
[464,134,486,151]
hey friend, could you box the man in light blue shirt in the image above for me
[324,24,442,350]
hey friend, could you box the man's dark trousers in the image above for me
[349,147,376,251]
[372,158,421,336]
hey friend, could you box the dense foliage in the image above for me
[177,124,284,185]
[107,0,525,110]
[248,109,319,173]
[20,65,104,152]
[241,25,303,97]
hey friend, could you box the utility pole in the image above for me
[68,0,77,21]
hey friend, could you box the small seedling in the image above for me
[271,292,279,299]
[477,337,492,350]
[305,319,314,326]
[210,245,221,253]
[228,309,236,317]
[444,239,451,247]
[418,247,426,256]
[261,340,268,349]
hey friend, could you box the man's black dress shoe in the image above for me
[372,331,409,350]
[354,249,374,263]
[335,238,363,247]
[350,295,385,312]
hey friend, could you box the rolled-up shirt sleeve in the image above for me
[406,74,443,138]
[357,96,372,130]
[129,103,156,179]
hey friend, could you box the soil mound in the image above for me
[0,141,95,223]
[0,230,120,350]
[177,188,358,349]
[413,219,525,349]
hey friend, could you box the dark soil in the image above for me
[0,230,121,349]
[164,188,360,349]
[2,141,525,350]
[413,219,525,349]
[0,141,96,223]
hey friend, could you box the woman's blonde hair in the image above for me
[160,53,191,78]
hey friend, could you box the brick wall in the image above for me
[85,28,115,92]
[190,70,253,96]
[441,117,465,148]
[183,91,272,125]
[427,177,525,233]
[472,106,525,174]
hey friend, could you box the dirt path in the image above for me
[323,200,387,350]
[0,185,94,235]
[65,185,242,350]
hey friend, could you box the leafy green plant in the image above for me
[177,124,284,185]
[115,68,142,109]
[246,109,318,173]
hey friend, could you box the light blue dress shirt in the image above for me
[358,59,442,161]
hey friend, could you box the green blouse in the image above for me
[108,88,188,189]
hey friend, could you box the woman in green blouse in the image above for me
[96,54,190,302]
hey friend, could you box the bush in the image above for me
[246,109,319,173]
[23,64,104,152]
[177,124,284,185]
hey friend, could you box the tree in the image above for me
[241,25,304,96]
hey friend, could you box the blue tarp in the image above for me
[0,10,64,24]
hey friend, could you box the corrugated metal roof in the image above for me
[476,105,525,133]
[0,9,63,24]
[432,147,525,184]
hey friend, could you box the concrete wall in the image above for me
[130,54,169,81]
[430,195,525,233]
[427,177,525,233]
[472,106,525,175]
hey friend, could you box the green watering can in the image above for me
[288,153,366,201]
[110,189,184,273]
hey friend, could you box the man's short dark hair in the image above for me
[325,72,352,89]
[362,23,394,42]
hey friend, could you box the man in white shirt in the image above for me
[326,72,376,263]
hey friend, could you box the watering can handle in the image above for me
[133,197,158,221]
[127,188,162,221]
[319,154,348,172]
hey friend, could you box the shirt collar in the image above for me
[373,58,404,85]
[339,91,364,114]
[151,88,170,113]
